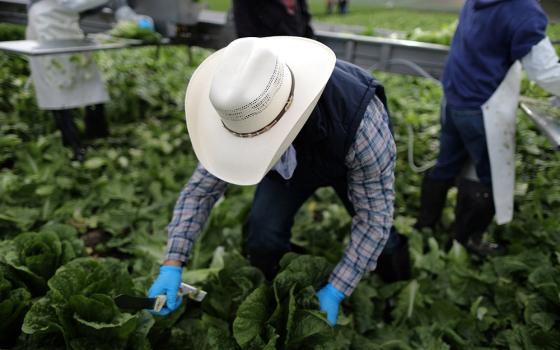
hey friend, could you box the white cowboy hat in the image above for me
[185,36,336,185]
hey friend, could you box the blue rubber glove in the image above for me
[137,16,154,31]
[316,283,345,326]
[147,265,183,316]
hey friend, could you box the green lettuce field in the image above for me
[1,7,560,349]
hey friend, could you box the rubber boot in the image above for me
[453,179,504,256]
[84,104,109,140]
[414,176,454,230]
[376,228,411,283]
[53,109,86,162]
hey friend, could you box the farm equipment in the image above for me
[520,97,560,149]
[0,0,449,77]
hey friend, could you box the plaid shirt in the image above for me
[165,96,396,296]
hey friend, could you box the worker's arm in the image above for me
[108,0,154,29]
[111,0,128,9]
[56,0,108,13]
[522,37,560,96]
[509,9,559,96]
[330,95,396,295]
[148,164,227,315]
[317,96,396,325]
[163,163,228,265]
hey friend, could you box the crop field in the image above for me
[205,0,560,36]
[1,4,560,350]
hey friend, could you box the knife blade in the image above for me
[114,294,166,312]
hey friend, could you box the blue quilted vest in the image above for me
[266,60,389,192]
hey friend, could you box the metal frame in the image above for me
[314,30,449,79]
[0,36,150,56]
[1,1,558,148]
[520,101,560,149]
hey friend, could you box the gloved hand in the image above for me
[316,283,345,326]
[147,265,183,316]
[135,15,154,30]
[115,6,154,30]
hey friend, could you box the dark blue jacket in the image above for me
[233,0,314,38]
[443,0,548,108]
[266,60,388,197]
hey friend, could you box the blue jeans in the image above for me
[245,174,401,279]
[428,101,492,186]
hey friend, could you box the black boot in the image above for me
[453,179,504,256]
[84,104,109,140]
[376,228,411,283]
[466,234,505,256]
[414,176,454,230]
[53,109,86,161]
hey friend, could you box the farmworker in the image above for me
[233,0,314,38]
[26,0,153,161]
[326,0,349,15]
[235,0,410,285]
[149,37,400,326]
[415,0,560,255]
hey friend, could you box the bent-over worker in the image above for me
[148,37,398,325]
[232,0,409,284]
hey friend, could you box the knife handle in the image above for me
[179,282,207,302]
[153,295,167,313]
[153,283,207,312]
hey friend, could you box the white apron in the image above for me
[481,62,522,225]
[26,0,109,110]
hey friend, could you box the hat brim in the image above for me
[185,36,336,185]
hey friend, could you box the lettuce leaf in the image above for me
[233,284,276,349]
[22,257,151,350]
[1,224,84,295]
[232,254,334,350]
[201,252,264,323]
[0,263,31,348]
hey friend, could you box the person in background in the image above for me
[232,0,314,38]
[26,0,153,161]
[232,0,411,288]
[326,0,349,15]
[147,36,397,326]
[415,0,560,255]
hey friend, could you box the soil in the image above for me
[80,229,111,248]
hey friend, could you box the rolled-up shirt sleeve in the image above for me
[522,37,560,97]
[164,163,228,263]
[329,96,396,296]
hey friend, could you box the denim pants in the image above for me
[245,174,400,279]
[428,101,492,186]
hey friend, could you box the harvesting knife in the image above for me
[114,283,207,312]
